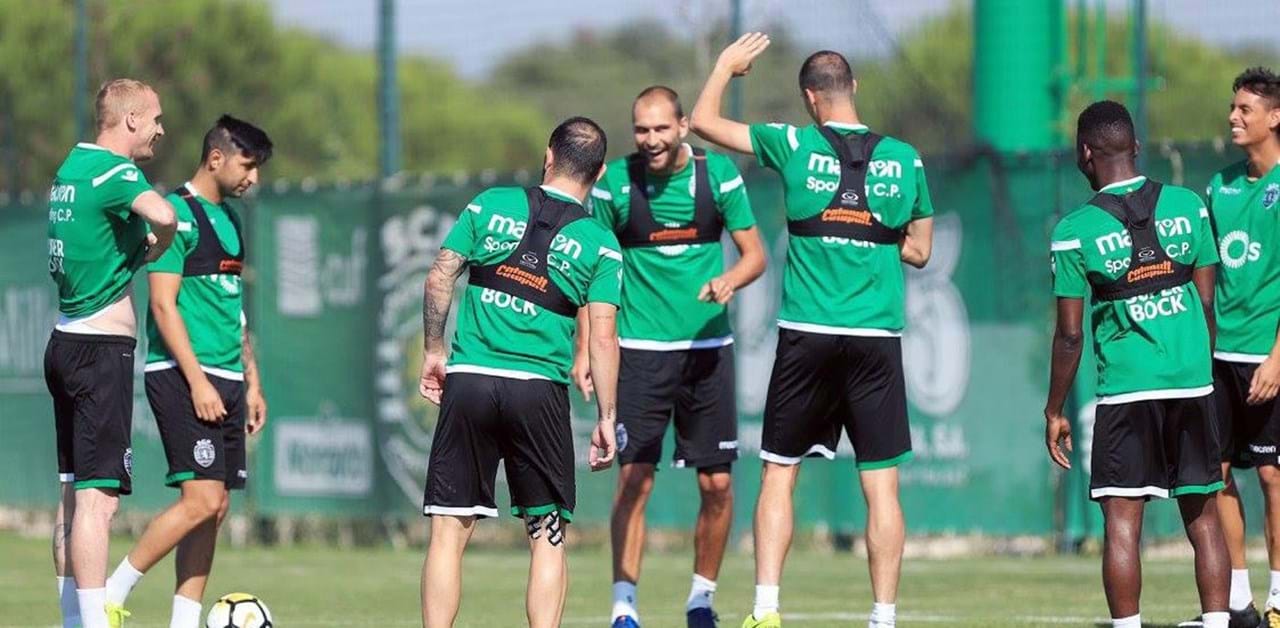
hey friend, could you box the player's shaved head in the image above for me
[634,85,684,119]
[548,116,607,183]
[799,50,854,98]
[1077,100,1136,157]
[94,78,156,132]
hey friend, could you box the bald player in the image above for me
[584,86,764,628]
[45,78,177,628]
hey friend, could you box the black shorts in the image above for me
[1089,394,1223,501]
[145,368,247,489]
[44,330,136,494]
[1214,359,1280,468]
[423,373,575,521]
[761,329,912,470]
[616,345,737,469]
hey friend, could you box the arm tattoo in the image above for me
[241,328,259,388]
[424,249,467,351]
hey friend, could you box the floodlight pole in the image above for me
[377,0,401,179]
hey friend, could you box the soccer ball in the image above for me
[205,593,273,628]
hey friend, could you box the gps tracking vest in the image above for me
[1087,179,1193,301]
[468,188,587,318]
[617,147,722,248]
[175,186,244,277]
[787,127,902,244]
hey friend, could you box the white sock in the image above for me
[686,574,716,611]
[57,576,80,628]
[752,585,780,619]
[1230,569,1253,610]
[105,556,144,605]
[1269,570,1280,610]
[1111,614,1140,628]
[1202,611,1230,628]
[170,595,203,628]
[77,588,109,628]
[611,581,638,621]
[868,602,896,627]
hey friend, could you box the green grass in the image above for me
[0,530,1260,627]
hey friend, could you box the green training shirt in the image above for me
[591,145,756,349]
[749,122,933,335]
[47,143,154,318]
[1206,159,1280,362]
[1050,176,1218,403]
[145,183,246,378]
[441,185,623,384]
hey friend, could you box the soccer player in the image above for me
[99,115,273,628]
[45,78,177,628]
[587,85,765,628]
[1190,66,1280,628]
[690,35,934,628]
[1045,100,1230,628]
[418,117,623,628]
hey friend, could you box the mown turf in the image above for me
[0,530,1259,627]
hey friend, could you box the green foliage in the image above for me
[0,0,549,191]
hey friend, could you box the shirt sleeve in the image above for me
[1195,203,1220,268]
[748,123,797,171]
[712,157,756,231]
[97,163,153,219]
[148,197,191,274]
[590,178,620,230]
[911,155,935,220]
[441,193,483,259]
[1050,218,1088,298]
[587,234,623,307]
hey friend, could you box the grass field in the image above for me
[0,530,1260,627]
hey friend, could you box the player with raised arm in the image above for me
[1182,66,1280,628]
[1045,100,1230,628]
[418,117,623,628]
[587,85,765,628]
[691,35,934,628]
[45,78,177,628]
[99,115,273,628]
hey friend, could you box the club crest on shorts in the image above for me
[123,447,133,477]
[616,422,629,452]
[1265,183,1280,210]
[193,439,216,468]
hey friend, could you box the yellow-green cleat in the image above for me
[105,602,131,628]
[741,612,781,628]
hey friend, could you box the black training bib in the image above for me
[616,147,722,248]
[786,127,902,244]
[1088,179,1194,301]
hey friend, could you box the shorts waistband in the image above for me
[50,329,137,347]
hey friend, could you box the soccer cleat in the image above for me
[741,612,781,628]
[105,602,131,628]
[612,615,641,628]
[1179,605,1262,628]
[687,607,719,628]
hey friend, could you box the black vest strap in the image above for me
[786,127,901,244]
[176,186,244,277]
[467,188,586,318]
[616,147,723,248]
[1088,179,1195,302]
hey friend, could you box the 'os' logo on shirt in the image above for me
[1219,230,1262,269]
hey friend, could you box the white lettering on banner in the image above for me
[273,413,374,497]
[376,205,459,505]
[275,216,368,317]
[0,286,56,392]
[903,212,971,417]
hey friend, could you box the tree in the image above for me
[0,0,550,192]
